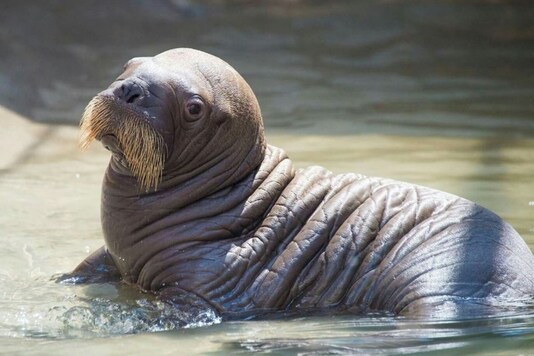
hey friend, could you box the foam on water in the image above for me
[0,282,221,339]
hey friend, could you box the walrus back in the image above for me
[236,158,534,317]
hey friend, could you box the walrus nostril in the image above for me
[119,81,143,104]
[126,93,140,104]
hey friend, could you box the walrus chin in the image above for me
[80,95,167,191]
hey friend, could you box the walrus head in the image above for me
[80,48,266,192]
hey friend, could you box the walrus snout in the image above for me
[115,79,145,105]
[80,94,167,191]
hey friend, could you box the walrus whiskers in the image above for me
[80,96,166,191]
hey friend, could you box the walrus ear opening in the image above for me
[212,100,234,125]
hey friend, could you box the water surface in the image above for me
[1,0,534,354]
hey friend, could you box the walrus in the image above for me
[61,48,534,319]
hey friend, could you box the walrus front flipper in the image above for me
[55,246,121,284]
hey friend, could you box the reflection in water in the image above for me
[1,0,534,354]
[211,314,534,355]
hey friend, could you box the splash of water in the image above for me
[57,298,221,338]
[0,289,221,339]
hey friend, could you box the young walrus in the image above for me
[62,48,534,319]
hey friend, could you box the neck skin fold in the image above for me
[101,144,294,294]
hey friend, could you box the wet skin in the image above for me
[61,48,534,319]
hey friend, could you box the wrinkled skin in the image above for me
[62,48,534,319]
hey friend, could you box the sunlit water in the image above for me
[1,0,534,354]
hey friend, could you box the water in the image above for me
[1,0,534,354]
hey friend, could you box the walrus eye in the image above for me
[188,103,201,115]
[186,97,205,119]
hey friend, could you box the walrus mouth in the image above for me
[80,95,167,191]
[100,134,121,153]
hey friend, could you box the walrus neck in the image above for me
[101,144,295,285]
[104,132,265,199]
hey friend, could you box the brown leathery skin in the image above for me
[68,48,534,318]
